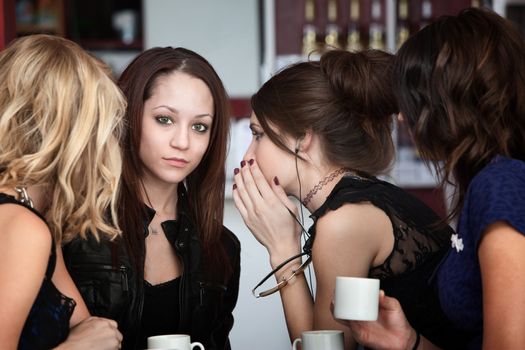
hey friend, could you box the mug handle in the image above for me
[292,338,302,350]
[191,341,205,350]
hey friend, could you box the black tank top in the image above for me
[0,193,76,350]
[309,175,470,349]
[140,276,181,347]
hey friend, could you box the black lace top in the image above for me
[0,193,76,350]
[309,175,469,349]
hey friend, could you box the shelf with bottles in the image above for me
[264,0,478,77]
[264,0,396,75]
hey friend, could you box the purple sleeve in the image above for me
[466,161,525,247]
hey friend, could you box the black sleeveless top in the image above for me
[0,193,76,350]
[140,277,181,347]
[309,175,470,349]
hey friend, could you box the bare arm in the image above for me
[313,203,391,349]
[479,221,525,349]
[0,205,53,349]
[233,159,313,341]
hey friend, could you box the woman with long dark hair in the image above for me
[64,47,240,350]
[339,8,525,349]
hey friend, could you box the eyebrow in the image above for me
[153,105,213,119]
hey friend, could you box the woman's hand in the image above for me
[333,291,417,350]
[54,317,122,350]
[232,159,302,267]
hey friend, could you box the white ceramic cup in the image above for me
[334,276,380,321]
[147,334,204,350]
[292,330,344,350]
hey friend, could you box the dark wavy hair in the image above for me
[252,49,398,175]
[118,47,232,281]
[394,7,525,220]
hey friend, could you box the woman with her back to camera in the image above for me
[232,49,466,349]
[337,8,525,350]
[63,47,241,350]
[0,35,125,349]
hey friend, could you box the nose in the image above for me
[169,125,190,150]
[244,139,256,160]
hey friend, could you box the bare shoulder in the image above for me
[0,204,52,251]
[0,204,53,347]
[313,202,393,267]
[315,202,391,242]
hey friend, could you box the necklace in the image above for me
[140,181,162,235]
[149,225,160,235]
[302,168,349,206]
[14,186,34,208]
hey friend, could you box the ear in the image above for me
[297,129,313,153]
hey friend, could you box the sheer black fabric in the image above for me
[309,175,471,349]
[0,193,75,350]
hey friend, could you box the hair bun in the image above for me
[320,49,398,122]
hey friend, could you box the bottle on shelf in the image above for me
[324,0,341,50]
[369,0,385,50]
[346,0,362,51]
[302,0,319,57]
[396,0,410,49]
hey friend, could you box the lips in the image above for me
[163,157,189,168]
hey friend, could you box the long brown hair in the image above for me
[118,47,231,280]
[252,49,398,175]
[394,7,525,220]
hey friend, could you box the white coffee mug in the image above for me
[147,334,204,350]
[334,276,380,321]
[292,330,344,350]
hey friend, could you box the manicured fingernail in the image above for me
[249,159,254,166]
[234,168,239,175]
[240,160,246,167]
[274,177,279,186]
[233,183,237,190]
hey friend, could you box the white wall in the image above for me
[223,199,292,350]
[223,196,315,350]
[144,0,260,97]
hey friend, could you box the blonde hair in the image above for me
[0,34,126,243]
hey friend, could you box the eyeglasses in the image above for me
[252,251,312,298]
[252,208,312,298]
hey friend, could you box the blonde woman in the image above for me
[0,35,125,350]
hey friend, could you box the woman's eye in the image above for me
[251,130,263,140]
[155,116,173,125]
[192,123,209,133]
